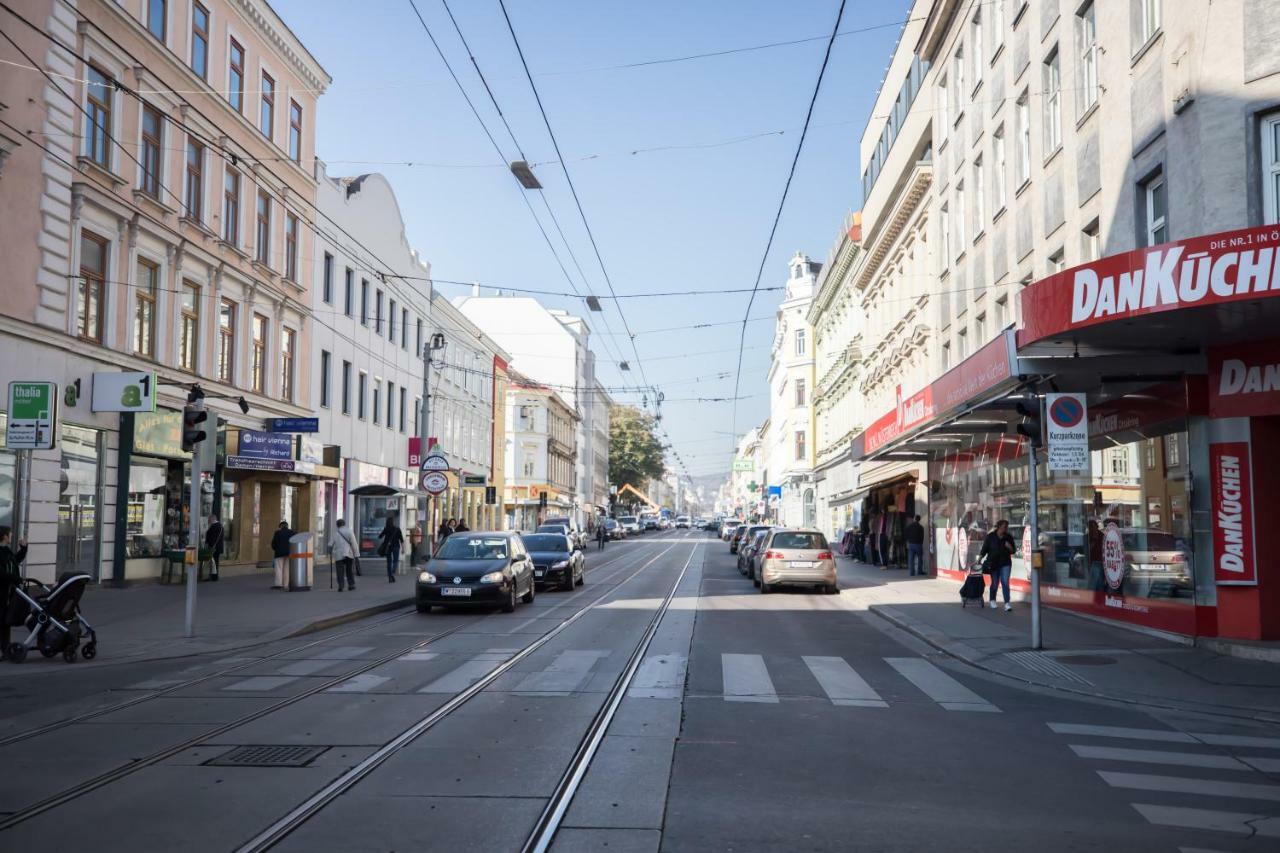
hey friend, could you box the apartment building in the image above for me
[504,371,577,531]
[766,252,820,528]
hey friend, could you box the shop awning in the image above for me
[350,484,412,497]
[827,489,868,509]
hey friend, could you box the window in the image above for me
[250,313,267,393]
[357,372,367,419]
[414,397,421,435]
[794,329,806,356]
[85,66,112,169]
[955,181,966,249]
[344,268,354,316]
[970,10,984,89]
[937,74,949,142]
[401,308,408,349]
[995,295,1009,328]
[185,139,204,221]
[190,3,209,79]
[288,100,302,163]
[372,380,381,425]
[180,281,199,371]
[399,387,407,432]
[416,317,423,354]
[974,312,987,343]
[794,378,806,407]
[284,212,298,281]
[134,258,158,358]
[256,189,270,264]
[1262,113,1280,224]
[952,46,965,116]
[228,38,245,113]
[321,253,334,303]
[1042,48,1062,153]
[77,231,106,342]
[1082,220,1101,261]
[388,298,397,341]
[1048,247,1066,273]
[1137,0,1162,48]
[223,168,240,244]
[260,71,274,140]
[146,0,165,41]
[1143,171,1167,246]
[217,299,236,383]
[280,327,295,402]
[794,431,806,461]
[942,341,952,370]
[940,203,951,268]
[957,327,969,359]
[1015,90,1031,186]
[1077,2,1098,116]
[320,350,331,408]
[360,279,369,325]
[1164,432,1180,466]
[973,157,985,233]
[386,381,395,428]
[140,104,162,198]
[341,360,352,414]
[1145,438,1156,469]
[1109,448,1129,477]
[992,125,1007,211]
[375,289,384,333]
[992,0,1006,53]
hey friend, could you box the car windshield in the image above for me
[771,532,827,550]
[523,534,569,552]
[537,525,568,534]
[436,536,509,560]
[620,516,637,524]
[1123,530,1180,551]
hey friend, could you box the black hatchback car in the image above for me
[416,531,535,613]
[523,533,585,591]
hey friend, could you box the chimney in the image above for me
[472,281,480,297]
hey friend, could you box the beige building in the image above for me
[0,0,329,581]
[504,371,578,531]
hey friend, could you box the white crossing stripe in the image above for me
[276,659,340,677]
[884,657,1000,712]
[327,673,391,693]
[629,654,688,699]
[1048,722,1197,743]
[1131,804,1280,837]
[1068,744,1251,770]
[223,676,298,691]
[1242,756,1280,773]
[312,645,375,659]
[417,651,510,694]
[514,650,609,694]
[1098,770,1280,802]
[397,651,440,663]
[802,656,887,708]
[722,654,778,703]
[1193,731,1280,750]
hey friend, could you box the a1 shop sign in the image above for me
[1210,442,1257,585]
[1208,343,1280,418]
[1045,393,1089,472]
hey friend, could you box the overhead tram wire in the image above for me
[728,0,848,457]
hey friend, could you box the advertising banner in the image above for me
[267,417,319,433]
[237,429,296,460]
[91,372,157,413]
[1209,441,1257,585]
[1045,393,1089,471]
[1208,342,1280,418]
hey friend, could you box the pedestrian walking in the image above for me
[204,514,224,581]
[979,520,1017,611]
[437,518,454,553]
[596,522,607,550]
[270,521,294,589]
[330,519,359,591]
[380,517,405,582]
[408,523,424,567]
[0,526,28,660]
[1086,519,1104,592]
[454,518,470,534]
[904,514,926,576]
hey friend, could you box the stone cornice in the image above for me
[231,0,332,94]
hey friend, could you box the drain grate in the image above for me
[205,745,328,767]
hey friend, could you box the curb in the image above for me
[281,597,415,639]
[867,603,1280,725]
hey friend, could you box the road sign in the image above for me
[420,451,450,472]
[6,381,57,449]
[91,371,157,412]
[267,417,319,433]
[732,459,753,472]
[1045,393,1089,471]
[421,470,448,494]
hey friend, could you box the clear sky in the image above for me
[273,0,913,481]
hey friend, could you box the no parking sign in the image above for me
[1045,393,1089,471]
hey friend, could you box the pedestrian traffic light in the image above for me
[1015,399,1043,447]
[484,486,497,505]
[182,402,208,453]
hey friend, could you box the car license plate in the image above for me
[535,569,545,578]
[790,561,816,569]
[441,587,472,597]
[1146,564,1167,572]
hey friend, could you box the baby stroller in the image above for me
[6,572,97,663]
[959,561,986,608]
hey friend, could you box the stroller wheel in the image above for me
[81,642,97,660]
[41,647,58,658]
[8,643,27,663]
[62,645,78,663]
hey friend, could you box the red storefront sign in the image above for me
[1019,225,1280,345]
[1208,342,1280,418]
[853,332,1015,458]
[1210,441,1257,586]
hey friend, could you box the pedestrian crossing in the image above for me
[1047,719,1280,842]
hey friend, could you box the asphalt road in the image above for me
[2,530,1278,852]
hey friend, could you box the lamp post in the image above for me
[420,332,446,545]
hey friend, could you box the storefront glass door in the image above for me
[58,425,102,579]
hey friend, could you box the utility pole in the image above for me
[420,333,446,540]
[1016,397,1045,651]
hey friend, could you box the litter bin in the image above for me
[288,532,314,591]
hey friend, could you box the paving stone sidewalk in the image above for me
[838,559,1280,723]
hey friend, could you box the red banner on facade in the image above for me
[1208,342,1280,418]
[1018,225,1280,346]
[1210,441,1257,586]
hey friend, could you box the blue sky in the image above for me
[274,0,912,480]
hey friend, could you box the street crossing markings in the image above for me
[327,673,391,693]
[629,654,688,699]
[802,656,887,708]
[1130,804,1280,838]
[1048,722,1280,750]
[417,650,512,694]
[1098,770,1280,802]
[513,649,610,695]
[397,651,440,663]
[275,659,341,677]
[1242,756,1280,773]
[1067,744,1251,770]
[722,653,778,703]
[223,676,298,692]
[884,657,1001,712]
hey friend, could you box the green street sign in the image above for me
[732,459,754,472]
[7,381,58,449]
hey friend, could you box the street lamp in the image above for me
[509,160,542,189]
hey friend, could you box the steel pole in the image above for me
[185,446,201,639]
[1028,443,1042,650]
[419,343,433,552]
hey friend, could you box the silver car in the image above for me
[756,529,837,595]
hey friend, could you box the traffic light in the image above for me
[538,490,548,509]
[182,402,209,453]
[484,486,497,505]
[1015,399,1043,447]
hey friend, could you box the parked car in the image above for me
[603,518,624,540]
[676,516,691,529]
[658,516,672,530]
[729,524,752,554]
[541,516,585,548]
[735,525,771,572]
[522,533,585,591]
[416,531,536,613]
[694,517,707,529]
[746,529,772,581]
[641,513,660,531]
[619,515,642,535]
[721,521,740,542]
[705,519,721,534]
[738,527,769,575]
[755,529,837,595]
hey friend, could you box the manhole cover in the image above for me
[1057,655,1119,666]
[205,745,328,767]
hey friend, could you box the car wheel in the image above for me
[502,584,517,613]
[576,567,585,586]
[561,567,575,592]
[826,584,839,595]
[521,576,536,603]
[752,574,761,588]
[416,602,432,613]
[760,579,773,594]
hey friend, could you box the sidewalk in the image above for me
[2,565,413,672]
[839,559,1280,723]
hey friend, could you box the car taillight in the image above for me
[764,551,784,560]
[817,551,833,560]
[1171,553,1186,562]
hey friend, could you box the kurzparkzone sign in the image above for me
[1045,393,1089,472]
[1019,225,1280,345]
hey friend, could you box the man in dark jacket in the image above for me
[204,514,224,581]
[380,517,405,582]
[904,515,926,576]
[270,521,294,589]
[0,525,28,659]
[979,520,1017,611]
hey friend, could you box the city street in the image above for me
[2,530,1277,852]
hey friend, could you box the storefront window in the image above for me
[0,413,14,529]
[357,496,392,556]
[126,459,168,558]
[221,481,240,561]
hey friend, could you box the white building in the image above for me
[766,252,819,527]
[504,372,577,531]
